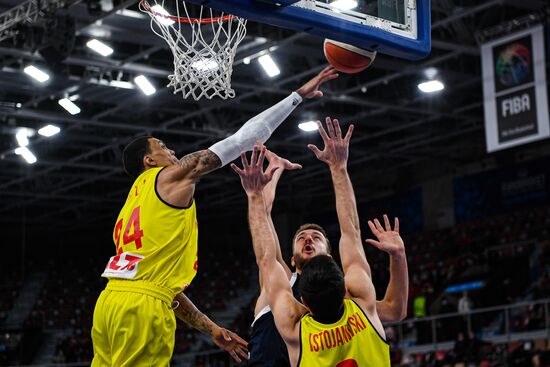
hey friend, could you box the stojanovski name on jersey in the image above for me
[307,311,368,353]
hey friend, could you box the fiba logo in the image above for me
[495,43,532,87]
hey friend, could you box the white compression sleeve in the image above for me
[208,92,303,166]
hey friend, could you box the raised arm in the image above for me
[157,68,338,206]
[172,292,249,363]
[231,146,305,350]
[368,216,409,321]
[308,118,379,323]
[262,150,302,279]
[308,117,369,274]
[172,66,338,179]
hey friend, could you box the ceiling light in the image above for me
[108,80,135,89]
[243,57,251,65]
[191,59,219,73]
[331,0,358,11]
[298,121,319,132]
[38,124,61,137]
[134,75,156,96]
[116,9,146,19]
[58,98,81,115]
[151,5,175,26]
[14,147,37,164]
[258,54,280,78]
[86,39,114,56]
[16,128,29,147]
[418,80,445,93]
[23,65,50,83]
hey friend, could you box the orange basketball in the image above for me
[323,39,377,74]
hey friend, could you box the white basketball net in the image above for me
[139,1,247,100]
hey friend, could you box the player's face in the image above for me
[147,138,178,166]
[292,229,330,269]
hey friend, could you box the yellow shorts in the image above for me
[91,280,176,367]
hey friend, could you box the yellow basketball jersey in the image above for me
[298,299,390,367]
[101,167,198,296]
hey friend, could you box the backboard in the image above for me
[183,0,431,60]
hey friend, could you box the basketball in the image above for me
[323,39,377,74]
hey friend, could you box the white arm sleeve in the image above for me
[208,92,303,166]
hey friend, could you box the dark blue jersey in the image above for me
[248,273,301,367]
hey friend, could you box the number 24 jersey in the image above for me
[102,167,199,296]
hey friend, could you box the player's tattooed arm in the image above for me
[175,149,222,181]
[173,292,249,363]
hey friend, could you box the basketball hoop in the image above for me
[139,0,247,100]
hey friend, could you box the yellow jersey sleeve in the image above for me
[102,167,199,296]
[298,299,390,367]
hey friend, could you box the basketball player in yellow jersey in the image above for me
[233,120,403,366]
[91,66,339,367]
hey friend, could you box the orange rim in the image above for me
[140,0,238,23]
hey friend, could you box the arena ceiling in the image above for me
[0,0,549,230]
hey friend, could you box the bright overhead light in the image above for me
[117,9,146,19]
[151,5,175,26]
[15,146,37,164]
[298,121,319,132]
[191,59,219,73]
[418,80,445,93]
[134,75,156,96]
[331,0,358,11]
[89,78,134,89]
[38,124,61,137]
[86,39,114,56]
[109,80,135,89]
[16,128,29,147]
[243,57,251,65]
[23,65,50,83]
[58,98,81,115]
[258,54,280,78]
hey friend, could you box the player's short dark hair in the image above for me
[292,223,331,253]
[122,136,152,179]
[299,255,345,321]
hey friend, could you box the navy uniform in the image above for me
[248,273,300,367]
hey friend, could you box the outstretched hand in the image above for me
[211,327,249,363]
[308,117,354,169]
[265,149,302,172]
[231,144,279,196]
[366,215,405,256]
[296,66,339,99]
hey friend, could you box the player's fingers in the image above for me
[240,151,249,169]
[367,220,380,237]
[307,144,322,158]
[250,145,258,167]
[334,119,342,139]
[344,124,354,144]
[383,214,391,231]
[315,91,324,98]
[221,329,232,341]
[326,116,336,138]
[289,163,303,170]
[395,217,400,233]
[229,350,241,363]
[236,346,249,359]
[317,121,330,142]
[265,167,279,182]
[257,146,266,167]
[374,218,384,232]
[230,163,244,176]
[229,332,248,347]
[365,239,382,249]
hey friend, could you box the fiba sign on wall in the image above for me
[481,26,549,152]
